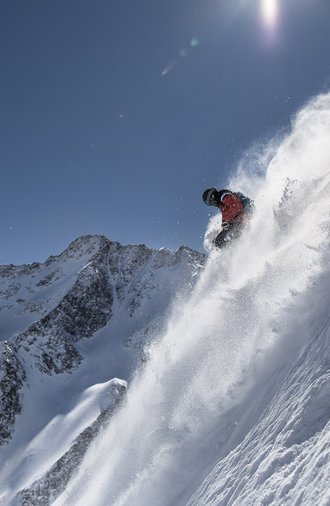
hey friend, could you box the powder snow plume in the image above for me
[55,93,330,506]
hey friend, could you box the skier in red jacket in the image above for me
[202,188,254,249]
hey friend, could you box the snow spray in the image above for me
[55,93,330,506]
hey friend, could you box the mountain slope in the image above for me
[0,236,204,504]
[187,264,330,506]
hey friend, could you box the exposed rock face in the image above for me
[0,235,205,446]
[16,259,114,375]
[0,342,25,445]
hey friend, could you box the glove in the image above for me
[222,221,230,230]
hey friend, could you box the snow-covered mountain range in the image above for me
[0,236,204,504]
[1,93,330,506]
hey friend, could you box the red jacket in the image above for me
[218,191,245,224]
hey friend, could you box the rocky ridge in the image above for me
[0,235,205,448]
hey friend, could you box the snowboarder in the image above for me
[202,188,254,249]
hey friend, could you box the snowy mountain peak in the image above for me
[0,235,205,461]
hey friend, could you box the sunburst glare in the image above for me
[261,0,278,29]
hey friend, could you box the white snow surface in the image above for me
[1,92,330,505]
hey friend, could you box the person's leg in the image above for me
[213,229,231,249]
[213,222,244,249]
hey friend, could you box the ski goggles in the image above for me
[205,189,218,206]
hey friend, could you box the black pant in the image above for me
[213,222,244,249]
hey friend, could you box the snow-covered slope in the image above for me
[50,93,329,506]
[0,237,204,505]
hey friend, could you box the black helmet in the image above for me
[202,188,218,206]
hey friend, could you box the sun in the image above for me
[261,0,278,28]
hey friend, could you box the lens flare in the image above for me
[261,0,278,28]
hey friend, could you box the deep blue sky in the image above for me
[1,0,330,264]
